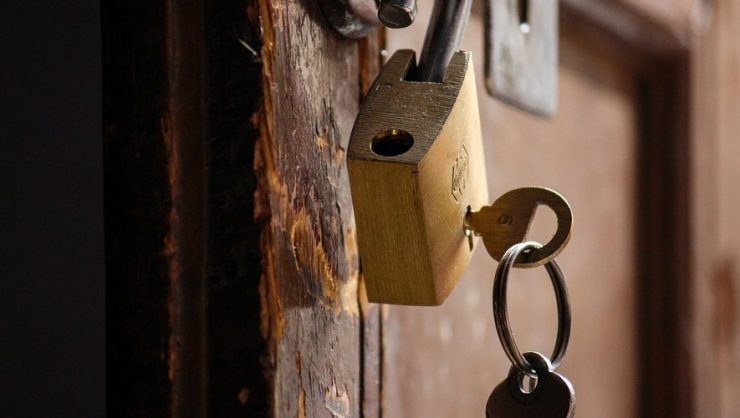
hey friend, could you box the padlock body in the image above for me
[348,50,488,305]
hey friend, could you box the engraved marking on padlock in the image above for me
[451,145,468,202]
[467,187,572,267]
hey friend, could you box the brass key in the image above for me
[466,187,572,268]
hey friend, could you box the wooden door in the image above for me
[104,0,739,417]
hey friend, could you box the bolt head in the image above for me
[378,0,417,29]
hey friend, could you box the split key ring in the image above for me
[492,241,572,377]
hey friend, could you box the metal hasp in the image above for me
[484,0,559,116]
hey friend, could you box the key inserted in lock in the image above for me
[465,187,572,268]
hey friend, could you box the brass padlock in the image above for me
[348,49,488,305]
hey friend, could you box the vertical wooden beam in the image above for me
[105,0,270,416]
[255,2,381,417]
[104,0,207,415]
[636,50,693,418]
[201,0,267,416]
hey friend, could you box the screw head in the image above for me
[378,0,418,29]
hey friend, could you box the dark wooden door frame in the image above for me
[561,1,714,417]
[104,0,268,415]
[104,0,381,416]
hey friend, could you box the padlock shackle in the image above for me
[417,0,472,82]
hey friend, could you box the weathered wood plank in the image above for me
[256,1,381,417]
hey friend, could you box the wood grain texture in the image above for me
[349,50,488,305]
[255,1,380,417]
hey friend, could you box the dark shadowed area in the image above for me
[0,1,105,416]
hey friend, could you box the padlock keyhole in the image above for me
[371,129,414,156]
[517,0,531,34]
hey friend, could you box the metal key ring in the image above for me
[493,241,571,377]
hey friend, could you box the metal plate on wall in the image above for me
[485,0,558,116]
